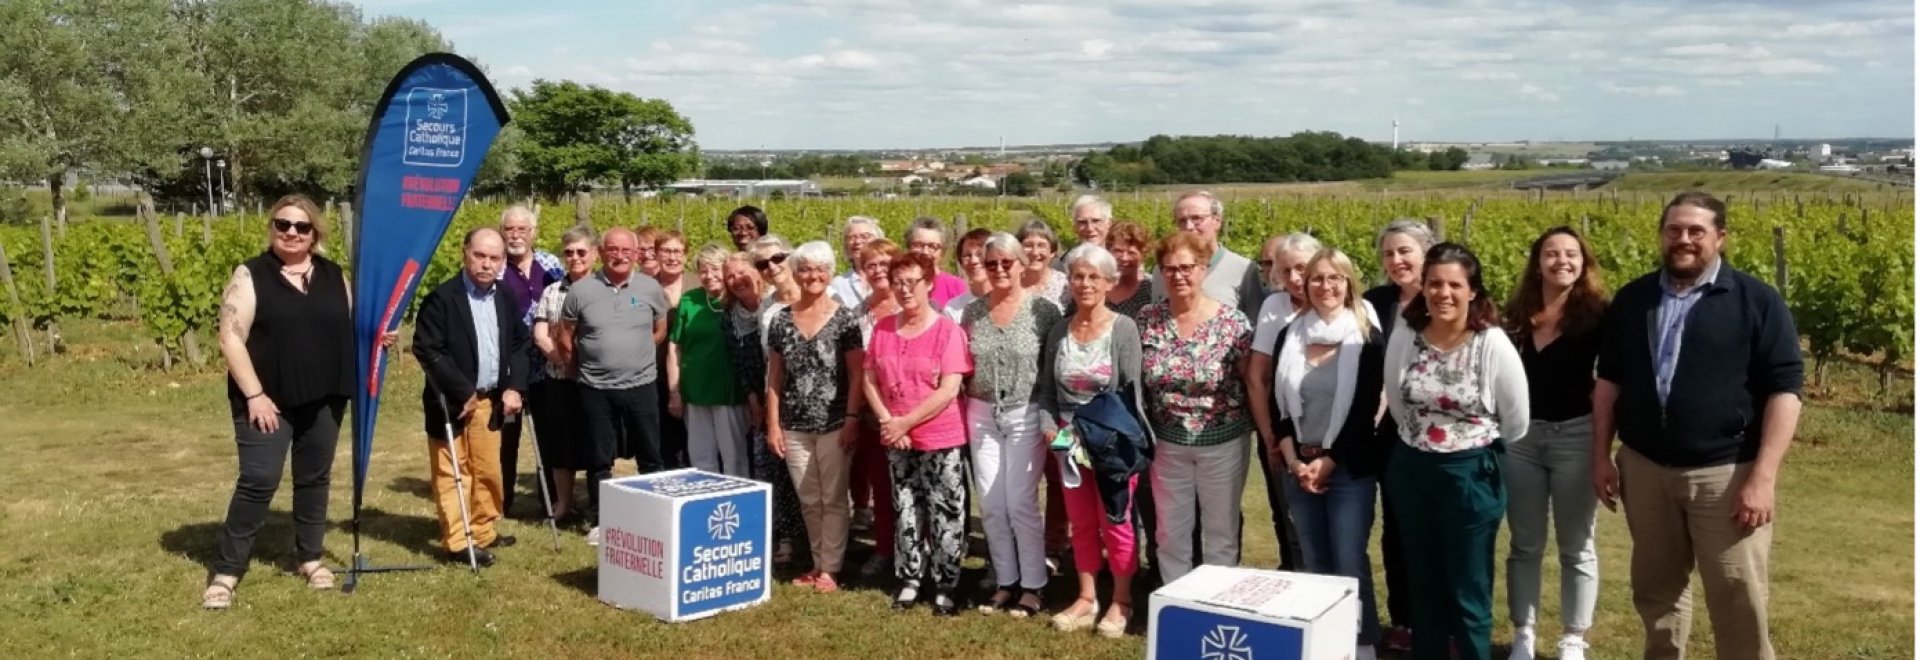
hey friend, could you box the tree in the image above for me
[1002,171,1038,196]
[510,80,697,200]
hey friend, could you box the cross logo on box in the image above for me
[707,501,740,541]
[1201,625,1254,660]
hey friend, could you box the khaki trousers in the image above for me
[1618,446,1774,660]
[784,428,851,573]
[430,397,504,553]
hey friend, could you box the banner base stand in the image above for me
[337,552,435,594]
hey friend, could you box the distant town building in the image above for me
[662,179,823,197]
[1591,160,1630,171]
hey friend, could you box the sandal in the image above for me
[297,561,335,590]
[201,576,236,610]
[1010,589,1044,619]
[1096,603,1132,638]
[1051,597,1099,632]
[977,586,1017,615]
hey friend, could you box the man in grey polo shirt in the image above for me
[556,227,669,546]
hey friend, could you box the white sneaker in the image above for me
[585,526,602,547]
[1556,635,1589,660]
[1508,627,1536,660]
[1354,644,1378,660]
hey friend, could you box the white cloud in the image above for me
[1458,71,1519,82]
[1663,43,1772,59]
[1516,83,1560,103]
[1599,82,1684,97]
[1080,39,1114,59]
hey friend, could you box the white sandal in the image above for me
[297,562,335,590]
[201,576,237,610]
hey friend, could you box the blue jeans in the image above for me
[1282,463,1383,645]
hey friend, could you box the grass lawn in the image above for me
[0,320,1911,658]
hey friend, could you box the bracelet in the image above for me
[245,391,266,400]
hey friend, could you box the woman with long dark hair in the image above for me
[1383,242,1529,660]
[1500,228,1608,660]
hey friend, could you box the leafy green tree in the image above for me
[1002,171,1038,196]
[510,80,696,199]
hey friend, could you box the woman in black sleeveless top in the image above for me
[202,195,355,609]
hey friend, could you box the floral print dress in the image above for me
[1399,331,1500,453]
[1139,303,1254,446]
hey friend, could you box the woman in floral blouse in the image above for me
[764,241,868,593]
[959,232,1063,616]
[1139,231,1254,583]
[1382,242,1530,660]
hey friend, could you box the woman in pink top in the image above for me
[863,251,972,616]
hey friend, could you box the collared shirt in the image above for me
[561,269,669,389]
[464,273,500,392]
[829,270,871,310]
[1653,258,1722,404]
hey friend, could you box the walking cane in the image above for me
[431,384,481,572]
[519,410,563,550]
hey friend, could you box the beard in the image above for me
[506,244,528,257]
[1662,247,1706,281]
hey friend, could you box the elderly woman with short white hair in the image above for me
[959,232,1063,617]
[1246,231,1323,571]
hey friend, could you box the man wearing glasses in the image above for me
[1052,194,1113,271]
[557,227,671,547]
[829,216,883,311]
[1151,191,1265,323]
[496,205,563,517]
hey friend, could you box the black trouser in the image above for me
[656,379,689,470]
[1382,472,1411,626]
[213,398,345,578]
[581,382,662,524]
[499,407,523,516]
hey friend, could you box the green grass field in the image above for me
[0,319,1910,658]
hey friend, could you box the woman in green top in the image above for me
[669,245,753,477]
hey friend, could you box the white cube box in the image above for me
[1148,565,1360,660]
[597,469,772,623]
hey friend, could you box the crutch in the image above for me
[518,409,562,550]
[432,385,480,572]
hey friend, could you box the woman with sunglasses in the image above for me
[765,241,867,593]
[1383,243,1529,660]
[863,252,972,616]
[205,195,355,608]
[960,232,1063,617]
[721,246,806,566]
[530,226,599,524]
[1139,231,1254,584]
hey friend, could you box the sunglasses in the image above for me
[271,218,314,236]
[563,248,593,258]
[984,259,1018,272]
[754,253,789,271]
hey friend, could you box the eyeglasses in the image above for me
[658,247,686,257]
[603,247,636,256]
[271,218,314,236]
[1174,214,1214,228]
[1162,263,1202,278]
[754,253,789,271]
[861,260,891,273]
[563,248,592,258]
[501,226,534,235]
[984,259,1018,272]
[1308,274,1348,286]
[890,277,924,289]
[909,241,943,252]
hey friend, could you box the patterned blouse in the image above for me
[1139,302,1254,446]
[1399,331,1499,453]
[1106,281,1154,320]
[532,278,574,380]
[765,304,865,435]
[1054,325,1115,410]
[1030,269,1070,312]
[960,293,1062,413]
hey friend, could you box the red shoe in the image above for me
[812,572,840,593]
[790,570,820,587]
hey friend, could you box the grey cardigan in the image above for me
[1034,314,1151,439]
[1383,323,1531,445]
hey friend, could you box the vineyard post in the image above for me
[39,215,57,352]
[55,204,67,237]
[140,193,205,368]
[201,207,213,244]
[1770,226,1788,297]
[574,191,592,227]
[0,242,33,366]
[1426,215,1446,242]
[340,202,356,264]
[172,211,183,237]
[255,199,263,215]
[1581,213,1592,237]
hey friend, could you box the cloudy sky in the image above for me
[353,0,1915,150]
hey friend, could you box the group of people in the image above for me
[203,190,1802,660]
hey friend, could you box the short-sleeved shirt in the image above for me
[533,279,574,380]
[561,270,669,390]
[1400,332,1498,453]
[1250,293,1301,356]
[1140,302,1254,446]
[867,314,972,451]
[670,289,745,406]
[960,294,1062,412]
[931,272,968,309]
[766,304,865,434]
[1054,324,1116,411]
